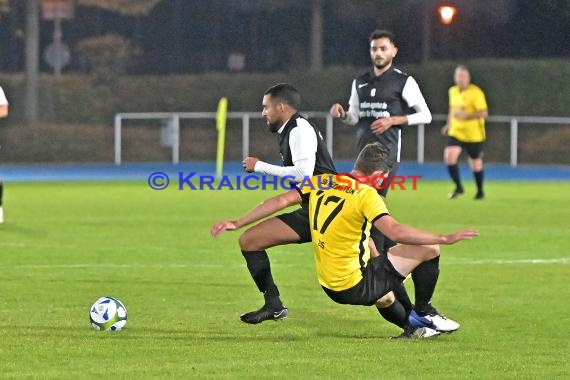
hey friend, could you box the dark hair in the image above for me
[369,29,396,46]
[264,83,301,110]
[354,142,394,175]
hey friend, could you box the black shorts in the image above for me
[276,205,311,243]
[370,227,397,255]
[447,136,484,159]
[322,254,405,306]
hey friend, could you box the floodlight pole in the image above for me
[53,14,62,76]
[421,0,432,64]
[25,0,40,125]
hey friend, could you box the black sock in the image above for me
[369,228,413,314]
[241,250,282,308]
[411,256,440,315]
[447,165,463,192]
[474,170,484,194]
[0,180,3,206]
[377,299,408,328]
[392,282,414,314]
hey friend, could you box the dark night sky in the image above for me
[0,0,568,73]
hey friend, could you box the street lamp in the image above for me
[438,4,457,25]
[421,2,459,64]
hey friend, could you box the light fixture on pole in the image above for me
[438,4,457,25]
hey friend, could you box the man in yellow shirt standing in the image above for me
[442,65,489,200]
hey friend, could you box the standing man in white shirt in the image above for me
[0,86,9,223]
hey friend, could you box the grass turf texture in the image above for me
[1,180,568,379]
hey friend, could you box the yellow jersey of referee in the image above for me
[448,84,488,142]
[296,174,389,291]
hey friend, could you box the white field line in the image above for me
[0,257,568,270]
[445,257,570,265]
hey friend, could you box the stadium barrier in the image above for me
[114,112,570,167]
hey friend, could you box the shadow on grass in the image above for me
[0,222,44,235]
[0,324,313,342]
[0,324,449,342]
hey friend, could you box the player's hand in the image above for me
[329,103,346,119]
[453,111,468,120]
[441,124,449,136]
[211,220,240,237]
[242,157,259,172]
[442,229,479,244]
[370,117,394,135]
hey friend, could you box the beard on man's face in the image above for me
[266,119,281,133]
[373,56,392,70]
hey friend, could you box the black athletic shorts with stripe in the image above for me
[322,254,406,306]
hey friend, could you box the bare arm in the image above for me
[443,109,488,133]
[370,115,408,133]
[374,215,478,245]
[454,109,488,120]
[0,105,8,118]
[211,189,302,237]
[441,112,452,135]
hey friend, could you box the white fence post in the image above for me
[242,113,250,158]
[114,114,122,165]
[326,115,333,159]
[113,112,570,166]
[510,118,518,167]
[417,124,425,164]
[172,114,180,164]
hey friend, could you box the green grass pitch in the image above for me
[1,180,568,378]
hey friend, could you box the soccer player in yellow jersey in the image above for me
[212,143,478,339]
[442,65,489,200]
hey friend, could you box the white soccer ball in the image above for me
[89,296,128,331]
